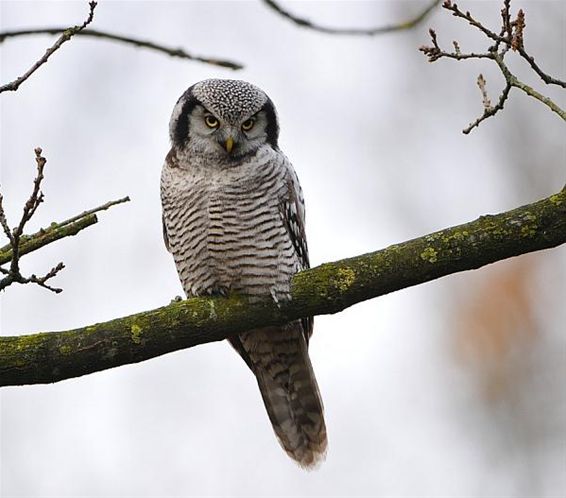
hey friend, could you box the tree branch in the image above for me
[0,28,243,71]
[0,196,130,266]
[1,186,564,387]
[0,2,97,94]
[263,0,441,36]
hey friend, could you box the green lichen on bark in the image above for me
[420,247,438,263]
[130,324,143,344]
[1,187,565,387]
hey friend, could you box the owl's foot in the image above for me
[208,287,230,298]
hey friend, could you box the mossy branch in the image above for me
[1,187,565,387]
[0,215,96,266]
[0,195,131,266]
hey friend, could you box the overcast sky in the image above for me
[1,1,565,497]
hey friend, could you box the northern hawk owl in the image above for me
[161,79,326,468]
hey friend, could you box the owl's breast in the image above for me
[206,160,295,300]
[162,152,298,300]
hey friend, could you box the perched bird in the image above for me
[161,79,326,468]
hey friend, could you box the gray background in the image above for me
[1,1,565,497]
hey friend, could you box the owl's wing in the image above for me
[280,161,313,343]
[162,215,171,252]
[281,164,309,271]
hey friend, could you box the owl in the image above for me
[161,79,326,468]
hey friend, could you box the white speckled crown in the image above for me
[192,79,268,123]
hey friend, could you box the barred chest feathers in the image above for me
[161,146,300,301]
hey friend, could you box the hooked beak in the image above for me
[224,136,234,154]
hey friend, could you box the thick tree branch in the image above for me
[263,0,440,36]
[1,186,564,387]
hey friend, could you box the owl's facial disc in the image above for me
[169,79,280,155]
[188,104,271,158]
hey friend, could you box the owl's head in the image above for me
[169,79,279,160]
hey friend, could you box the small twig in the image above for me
[420,0,566,133]
[0,28,243,71]
[0,2,97,94]
[420,30,492,62]
[492,53,566,122]
[262,0,441,36]
[515,45,566,88]
[464,81,511,134]
[476,74,492,110]
[496,0,512,52]
[0,148,50,290]
[25,262,66,294]
[16,148,46,242]
[52,196,130,231]
[442,0,504,45]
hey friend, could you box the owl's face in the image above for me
[169,79,279,161]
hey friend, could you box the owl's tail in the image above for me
[237,323,327,469]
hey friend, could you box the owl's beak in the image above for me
[224,136,235,154]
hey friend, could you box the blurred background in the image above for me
[1,1,564,497]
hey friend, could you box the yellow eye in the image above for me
[204,115,219,128]
[241,118,255,131]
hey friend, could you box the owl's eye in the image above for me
[241,118,255,132]
[204,115,219,128]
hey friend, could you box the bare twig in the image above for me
[464,80,511,134]
[420,0,566,133]
[0,148,62,291]
[459,73,512,134]
[0,2,97,94]
[263,0,441,36]
[492,52,566,121]
[515,45,566,88]
[25,262,66,294]
[0,149,128,292]
[477,74,492,110]
[51,196,130,231]
[0,28,243,71]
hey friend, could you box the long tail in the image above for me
[236,323,327,469]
